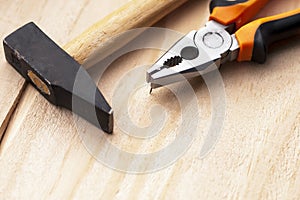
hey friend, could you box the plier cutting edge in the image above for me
[147,0,300,90]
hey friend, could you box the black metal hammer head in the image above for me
[3,22,113,133]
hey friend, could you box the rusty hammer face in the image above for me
[3,22,113,133]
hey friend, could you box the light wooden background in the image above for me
[0,0,300,199]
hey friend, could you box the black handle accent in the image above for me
[209,0,248,13]
[252,13,300,63]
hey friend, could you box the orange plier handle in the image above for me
[209,0,300,63]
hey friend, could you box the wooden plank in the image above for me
[1,0,300,199]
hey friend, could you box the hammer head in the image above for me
[3,22,113,133]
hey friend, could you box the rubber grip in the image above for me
[209,0,269,30]
[235,9,300,63]
[209,0,248,13]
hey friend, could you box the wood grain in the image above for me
[1,0,300,199]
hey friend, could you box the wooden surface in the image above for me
[0,0,300,199]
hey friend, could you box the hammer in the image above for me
[3,0,188,133]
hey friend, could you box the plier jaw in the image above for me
[146,20,238,89]
[146,30,203,89]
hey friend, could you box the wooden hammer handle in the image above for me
[64,0,188,64]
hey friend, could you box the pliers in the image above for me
[147,0,300,89]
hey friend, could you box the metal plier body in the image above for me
[147,0,300,89]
